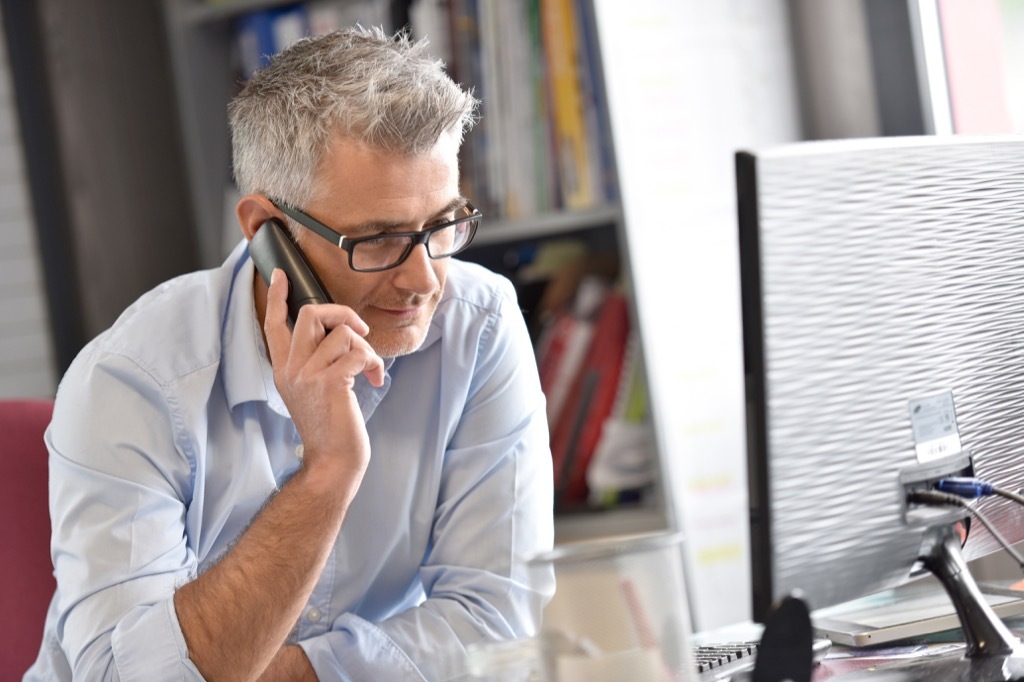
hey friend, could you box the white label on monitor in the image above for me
[908,391,962,462]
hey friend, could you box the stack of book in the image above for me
[529,244,653,511]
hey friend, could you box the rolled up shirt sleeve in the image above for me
[47,350,203,680]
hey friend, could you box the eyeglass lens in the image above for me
[351,211,478,271]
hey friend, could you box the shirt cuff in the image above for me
[299,613,424,681]
[110,597,204,681]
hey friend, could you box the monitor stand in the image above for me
[844,526,1024,681]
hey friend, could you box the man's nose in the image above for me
[392,242,440,294]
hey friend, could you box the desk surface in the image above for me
[698,615,1024,680]
[812,642,965,679]
[811,618,1024,680]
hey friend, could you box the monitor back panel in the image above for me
[739,136,1024,615]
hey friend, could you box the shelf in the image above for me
[554,505,667,545]
[473,205,622,247]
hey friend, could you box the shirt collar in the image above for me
[222,241,275,411]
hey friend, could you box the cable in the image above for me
[935,477,993,498]
[908,489,1024,572]
[993,486,1024,508]
[935,476,1024,508]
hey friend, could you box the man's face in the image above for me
[295,132,462,358]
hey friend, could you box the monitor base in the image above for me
[922,526,1023,659]
[840,525,1024,681]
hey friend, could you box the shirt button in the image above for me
[306,606,322,623]
[295,444,304,460]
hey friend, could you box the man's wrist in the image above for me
[258,644,317,682]
[292,450,366,503]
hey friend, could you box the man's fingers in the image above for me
[275,300,384,388]
[298,305,370,336]
[304,323,386,388]
[362,353,386,388]
[264,269,293,363]
[289,304,370,359]
[318,343,387,389]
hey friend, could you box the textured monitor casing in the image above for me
[738,135,1024,619]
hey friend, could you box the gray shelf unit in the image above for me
[162,0,254,268]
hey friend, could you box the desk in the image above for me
[811,642,965,679]
[698,616,1024,680]
[812,617,1024,680]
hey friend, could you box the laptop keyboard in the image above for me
[694,637,831,680]
[694,641,759,679]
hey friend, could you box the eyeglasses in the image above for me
[275,201,482,273]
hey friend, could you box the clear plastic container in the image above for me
[527,531,695,681]
[464,637,543,681]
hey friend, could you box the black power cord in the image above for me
[908,489,1024,573]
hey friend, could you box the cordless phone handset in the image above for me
[250,218,331,325]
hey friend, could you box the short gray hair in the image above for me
[228,26,479,208]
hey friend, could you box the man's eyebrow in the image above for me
[433,196,470,221]
[345,197,469,235]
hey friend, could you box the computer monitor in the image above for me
[737,135,1024,677]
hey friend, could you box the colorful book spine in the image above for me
[549,290,631,506]
[528,0,558,214]
[540,0,594,211]
[573,0,617,204]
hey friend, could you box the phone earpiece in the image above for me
[250,219,331,325]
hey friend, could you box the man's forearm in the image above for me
[174,465,356,681]
[258,645,318,682]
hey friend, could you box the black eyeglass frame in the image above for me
[274,201,482,273]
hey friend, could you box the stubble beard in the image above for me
[365,288,443,359]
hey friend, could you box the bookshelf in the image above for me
[159,0,667,543]
[471,205,621,247]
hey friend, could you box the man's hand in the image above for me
[265,268,385,484]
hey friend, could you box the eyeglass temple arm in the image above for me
[277,204,346,247]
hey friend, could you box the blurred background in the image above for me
[1,0,1022,552]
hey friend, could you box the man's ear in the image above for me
[237,195,283,241]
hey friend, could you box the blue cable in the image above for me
[934,477,995,499]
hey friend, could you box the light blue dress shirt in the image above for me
[25,240,554,681]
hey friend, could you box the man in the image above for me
[26,27,554,681]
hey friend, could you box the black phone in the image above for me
[250,218,331,325]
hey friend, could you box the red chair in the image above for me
[0,399,55,675]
